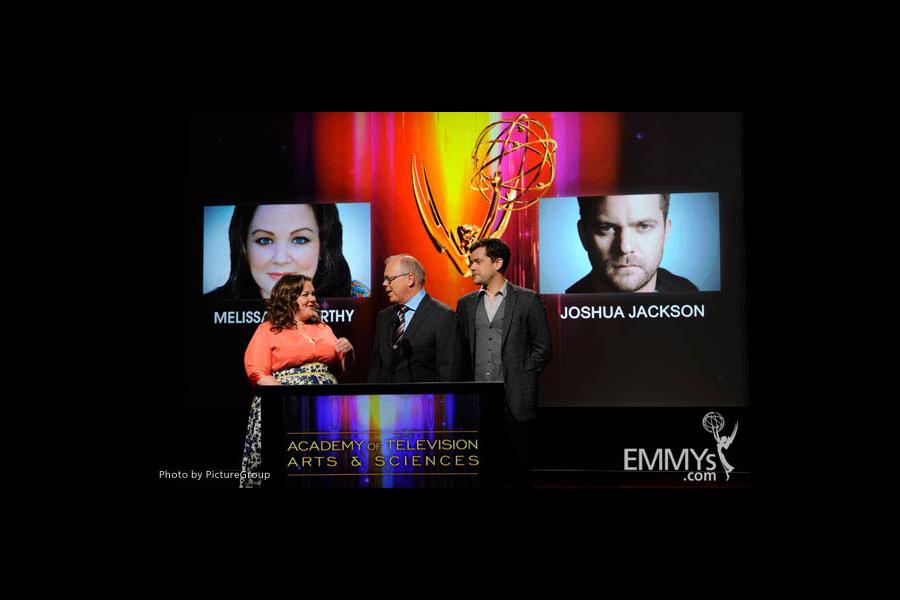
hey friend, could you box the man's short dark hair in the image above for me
[577,193,670,221]
[469,238,511,273]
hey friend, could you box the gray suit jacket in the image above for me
[456,283,552,421]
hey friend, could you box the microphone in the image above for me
[388,311,403,382]
[401,338,413,382]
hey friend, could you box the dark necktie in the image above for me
[392,305,410,349]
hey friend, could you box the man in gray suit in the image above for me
[456,238,552,487]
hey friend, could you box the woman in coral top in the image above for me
[240,273,354,487]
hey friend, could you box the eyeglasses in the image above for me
[383,272,411,283]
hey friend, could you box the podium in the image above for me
[259,382,505,488]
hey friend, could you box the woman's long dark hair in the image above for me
[206,203,352,299]
[267,274,321,333]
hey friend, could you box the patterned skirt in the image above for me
[240,362,337,488]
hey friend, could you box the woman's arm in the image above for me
[244,323,277,385]
[335,337,355,374]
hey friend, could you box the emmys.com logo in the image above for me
[623,412,739,483]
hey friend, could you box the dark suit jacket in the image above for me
[368,293,465,383]
[456,283,552,421]
[565,267,699,293]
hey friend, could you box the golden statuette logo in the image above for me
[412,113,557,277]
